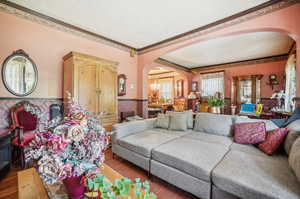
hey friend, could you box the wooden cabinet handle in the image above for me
[96,89,101,94]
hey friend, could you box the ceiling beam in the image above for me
[155,58,191,72]
[191,54,289,73]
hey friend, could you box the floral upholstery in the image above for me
[234,122,266,144]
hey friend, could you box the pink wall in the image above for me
[138,4,300,99]
[192,60,286,98]
[0,12,138,99]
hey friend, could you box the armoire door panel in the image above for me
[78,65,98,113]
[99,65,117,115]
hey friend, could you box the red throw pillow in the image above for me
[258,128,289,155]
[234,122,266,144]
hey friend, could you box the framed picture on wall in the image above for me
[176,79,184,97]
[192,81,198,92]
[118,74,127,96]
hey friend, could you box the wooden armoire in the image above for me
[63,52,118,128]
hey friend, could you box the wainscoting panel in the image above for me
[0,98,62,129]
[118,99,148,121]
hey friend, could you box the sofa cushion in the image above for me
[152,137,229,182]
[285,130,300,155]
[289,137,300,184]
[194,113,233,137]
[155,113,169,129]
[212,150,300,199]
[258,128,288,155]
[234,116,278,132]
[230,142,267,157]
[183,131,233,147]
[117,129,183,157]
[285,119,300,155]
[169,112,187,131]
[234,122,266,144]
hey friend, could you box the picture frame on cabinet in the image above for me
[192,81,198,92]
[118,74,127,96]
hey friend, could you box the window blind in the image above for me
[201,72,224,97]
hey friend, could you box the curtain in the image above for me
[201,72,224,97]
[285,54,296,112]
[159,78,173,102]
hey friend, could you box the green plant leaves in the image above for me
[86,175,157,199]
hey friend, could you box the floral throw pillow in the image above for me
[234,122,266,144]
[258,128,289,155]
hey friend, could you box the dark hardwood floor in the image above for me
[0,149,199,199]
[0,167,18,199]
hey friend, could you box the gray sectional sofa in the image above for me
[112,113,300,199]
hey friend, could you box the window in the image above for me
[159,78,173,102]
[285,54,296,112]
[201,72,224,97]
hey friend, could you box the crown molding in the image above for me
[0,1,135,52]
[191,54,289,73]
[0,0,298,54]
[138,0,299,54]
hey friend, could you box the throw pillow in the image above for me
[155,113,169,129]
[258,128,289,155]
[185,110,194,129]
[166,110,194,129]
[194,113,234,136]
[289,137,300,183]
[284,130,300,155]
[235,116,278,132]
[234,122,266,144]
[169,112,187,131]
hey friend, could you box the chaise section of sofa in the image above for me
[212,150,300,199]
[112,119,189,171]
[151,136,232,199]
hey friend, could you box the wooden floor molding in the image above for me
[0,149,199,199]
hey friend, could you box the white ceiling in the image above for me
[161,32,294,68]
[8,0,269,48]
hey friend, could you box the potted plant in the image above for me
[26,92,109,199]
[207,96,224,114]
[83,172,156,199]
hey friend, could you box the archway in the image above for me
[140,62,192,118]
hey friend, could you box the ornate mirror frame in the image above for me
[2,49,38,96]
[118,74,127,96]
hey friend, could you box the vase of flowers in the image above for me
[26,92,109,199]
[63,175,86,199]
[207,96,224,114]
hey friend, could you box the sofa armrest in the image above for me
[112,118,156,144]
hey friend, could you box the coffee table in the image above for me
[18,163,124,199]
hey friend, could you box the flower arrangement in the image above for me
[26,92,109,184]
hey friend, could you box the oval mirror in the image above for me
[2,50,38,96]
